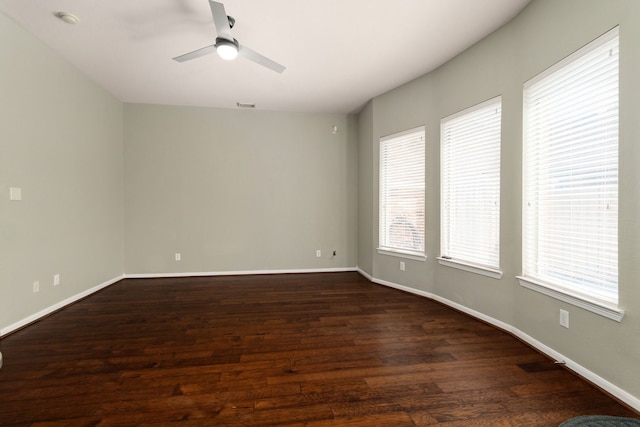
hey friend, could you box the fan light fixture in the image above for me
[216,38,239,60]
[172,2,285,73]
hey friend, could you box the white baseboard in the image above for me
[0,275,125,337]
[355,267,374,282]
[124,267,358,279]
[357,268,640,412]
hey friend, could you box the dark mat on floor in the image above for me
[560,416,640,426]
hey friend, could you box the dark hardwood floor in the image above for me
[0,272,636,426]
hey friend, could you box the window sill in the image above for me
[516,276,624,322]
[437,257,503,279]
[377,248,426,262]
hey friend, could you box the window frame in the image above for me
[439,96,503,279]
[518,27,623,321]
[378,126,426,261]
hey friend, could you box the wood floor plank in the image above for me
[0,272,636,426]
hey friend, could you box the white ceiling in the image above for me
[0,0,532,114]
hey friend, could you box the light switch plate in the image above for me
[9,187,22,201]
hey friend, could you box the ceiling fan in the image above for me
[173,0,286,74]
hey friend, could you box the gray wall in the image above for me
[0,12,124,332]
[357,101,373,274]
[358,0,640,403]
[124,104,357,274]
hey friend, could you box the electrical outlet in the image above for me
[316,250,321,258]
[559,309,569,328]
[175,253,181,261]
[53,274,60,286]
[400,261,406,271]
[33,281,39,293]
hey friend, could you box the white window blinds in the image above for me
[523,27,619,304]
[441,97,502,270]
[379,127,425,257]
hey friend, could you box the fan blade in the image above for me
[173,44,216,62]
[209,1,233,41]
[238,44,286,74]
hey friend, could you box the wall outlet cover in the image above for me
[560,309,569,328]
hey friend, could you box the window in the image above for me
[521,27,620,315]
[379,126,425,260]
[440,97,502,277]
